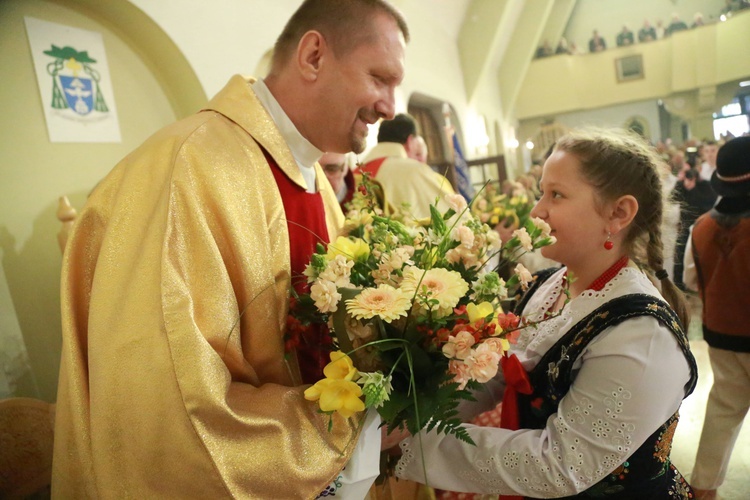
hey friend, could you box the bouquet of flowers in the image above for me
[471,180,535,233]
[295,178,555,444]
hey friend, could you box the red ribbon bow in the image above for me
[498,353,533,500]
[500,353,533,431]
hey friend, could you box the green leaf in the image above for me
[378,390,412,423]
[430,205,447,235]
[331,288,364,355]
[43,45,97,63]
[534,237,555,249]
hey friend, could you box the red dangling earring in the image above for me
[604,232,614,250]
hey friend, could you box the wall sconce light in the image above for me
[525,140,535,150]
[508,138,519,149]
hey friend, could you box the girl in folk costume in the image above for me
[394,128,698,498]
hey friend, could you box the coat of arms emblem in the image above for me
[44,45,108,116]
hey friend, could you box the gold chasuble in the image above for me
[53,76,358,498]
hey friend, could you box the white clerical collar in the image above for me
[252,79,321,192]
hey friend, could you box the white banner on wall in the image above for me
[25,17,121,143]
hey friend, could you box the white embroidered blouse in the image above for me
[395,263,692,497]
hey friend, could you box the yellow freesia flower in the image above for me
[304,351,365,418]
[500,338,510,351]
[324,351,359,382]
[419,247,440,267]
[327,236,370,261]
[467,302,496,324]
[510,195,528,206]
[304,378,365,418]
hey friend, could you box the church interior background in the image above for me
[1,0,748,496]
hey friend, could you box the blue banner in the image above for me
[452,133,475,201]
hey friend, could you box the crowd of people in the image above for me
[49,0,749,498]
[660,139,719,289]
[661,134,750,497]
[681,136,750,500]
[560,133,748,299]
[535,1,750,58]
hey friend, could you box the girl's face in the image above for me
[530,150,610,269]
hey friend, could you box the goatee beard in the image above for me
[350,137,366,154]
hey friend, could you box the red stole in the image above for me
[359,157,387,178]
[340,169,355,212]
[265,151,333,383]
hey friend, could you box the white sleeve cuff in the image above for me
[317,409,382,499]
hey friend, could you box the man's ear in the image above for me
[296,30,327,82]
[404,134,416,156]
[609,194,639,234]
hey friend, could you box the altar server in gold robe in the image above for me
[52,1,408,498]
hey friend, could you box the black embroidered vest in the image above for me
[513,269,699,499]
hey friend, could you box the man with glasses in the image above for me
[321,152,356,211]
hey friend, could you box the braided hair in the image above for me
[553,128,690,327]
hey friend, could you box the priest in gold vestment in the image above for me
[52,1,410,498]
